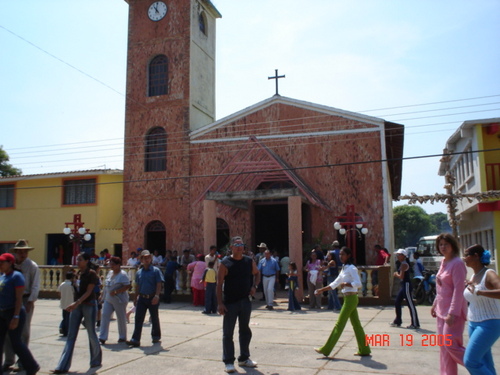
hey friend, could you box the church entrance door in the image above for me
[145,220,166,254]
[254,203,288,257]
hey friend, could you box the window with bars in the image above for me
[145,127,167,172]
[0,184,14,208]
[148,55,168,97]
[63,179,96,205]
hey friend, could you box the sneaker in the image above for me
[238,358,257,368]
[406,325,420,329]
[389,322,401,327]
[224,364,236,373]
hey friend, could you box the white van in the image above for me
[416,235,443,270]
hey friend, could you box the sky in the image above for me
[1,0,500,215]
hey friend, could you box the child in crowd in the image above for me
[58,271,75,336]
[360,270,368,297]
[287,262,301,311]
[201,261,217,314]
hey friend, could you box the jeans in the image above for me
[130,296,161,343]
[4,296,34,368]
[287,276,301,311]
[464,319,500,375]
[99,299,128,342]
[205,283,217,314]
[327,289,342,310]
[287,289,301,311]
[55,302,102,371]
[0,308,39,374]
[317,294,371,356]
[326,275,341,310]
[222,298,252,364]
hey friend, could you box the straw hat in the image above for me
[11,239,34,252]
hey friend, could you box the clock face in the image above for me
[148,1,168,21]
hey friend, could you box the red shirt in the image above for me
[375,250,389,265]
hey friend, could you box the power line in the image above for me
[6,104,500,168]
[10,147,500,191]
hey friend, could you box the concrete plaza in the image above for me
[24,295,499,375]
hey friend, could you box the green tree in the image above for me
[0,146,22,176]
[393,205,434,249]
[429,212,451,233]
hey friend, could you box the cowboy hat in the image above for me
[11,239,34,252]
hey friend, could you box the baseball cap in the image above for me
[0,253,16,263]
[395,249,407,257]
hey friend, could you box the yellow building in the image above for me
[0,169,123,265]
[439,118,500,272]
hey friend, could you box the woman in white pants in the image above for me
[99,257,131,344]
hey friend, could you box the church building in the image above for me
[122,0,404,272]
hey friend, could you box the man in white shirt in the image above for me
[127,251,140,267]
[152,250,164,266]
[204,245,220,273]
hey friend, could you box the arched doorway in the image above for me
[145,220,166,255]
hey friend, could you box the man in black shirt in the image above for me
[217,236,260,373]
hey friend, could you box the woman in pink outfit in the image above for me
[431,233,467,375]
[187,254,207,306]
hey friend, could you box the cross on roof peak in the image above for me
[268,69,285,96]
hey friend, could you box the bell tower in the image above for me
[122,0,221,255]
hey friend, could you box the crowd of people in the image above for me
[0,234,499,374]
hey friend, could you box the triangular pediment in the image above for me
[191,95,384,141]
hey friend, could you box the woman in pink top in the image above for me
[431,233,467,375]
[303,250,325,309]
[187,254,207,306]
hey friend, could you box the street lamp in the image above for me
[63,214,92,265]
[333,205,369,264]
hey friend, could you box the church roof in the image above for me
[195,136,331,211]
[192,95,405,199]
[191,95,384,140]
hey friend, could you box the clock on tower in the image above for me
[147,1,168,21]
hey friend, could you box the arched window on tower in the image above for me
[199,12,207,35]
[148,55,168,97]
[145,127,167,172]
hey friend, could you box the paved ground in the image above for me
[20,294,500,375]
